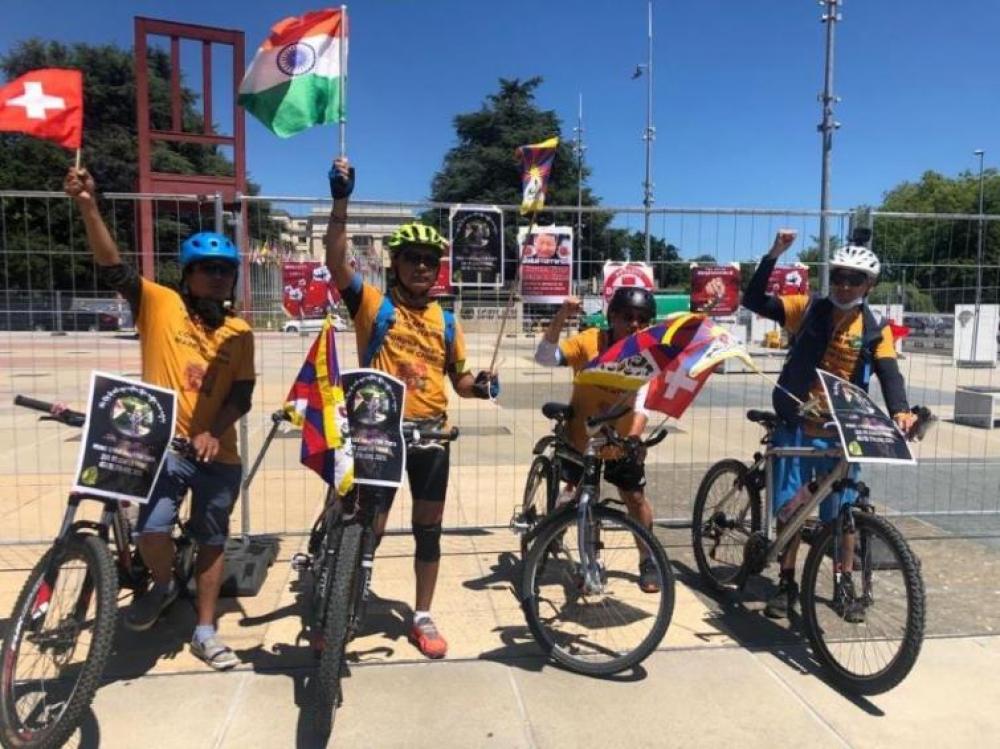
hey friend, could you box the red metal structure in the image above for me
[133,17,246,279]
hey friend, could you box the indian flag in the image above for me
[239,8,348,138]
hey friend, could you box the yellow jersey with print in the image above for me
[352,284,468,420]
[559,327,640,454]
[780,294,896,409]
[136,278,255,464]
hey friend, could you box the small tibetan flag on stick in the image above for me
[239,8,348,139]
[515,137,559,215]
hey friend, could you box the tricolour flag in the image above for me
[284,316,354,494]
[239,8,348,138]
[0,69,83,149]
[515,137,559,215]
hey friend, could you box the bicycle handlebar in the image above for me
[14,395,85,427]
[402,423,460,443]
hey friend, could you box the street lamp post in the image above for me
[633,0,655,262]
[573,93,585,292]
[818,0,842,298]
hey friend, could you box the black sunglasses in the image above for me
[831,270,868,287]
[400,249,441,267]
[195,261,237,277]
[617,310,652,325]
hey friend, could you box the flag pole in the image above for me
[339,5,347,158]
[74,149,81,170]
[487,209,538,374]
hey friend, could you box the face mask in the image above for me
[828,294,864,311]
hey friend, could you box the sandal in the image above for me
[190,634,240,671]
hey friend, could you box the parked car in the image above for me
[282,315,347,334]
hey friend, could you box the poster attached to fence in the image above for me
[766,264,810,296]
[817,369,914,465]
[72,372,177,503]
[282,261,336,318]
[449,206,504,288]
[430,256,452,297]
[690,264,740,316]
[602,261,655,309]
[518,226,573,303]
[342,369,406,487]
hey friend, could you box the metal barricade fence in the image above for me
[2,190,1000,544]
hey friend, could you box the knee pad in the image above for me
[413,521,442,562]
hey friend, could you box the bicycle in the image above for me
[516,401,675,676]
[290,418,459,739]
[0,396,197,749]
[691,402,935,694]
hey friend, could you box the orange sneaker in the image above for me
[410,616,448,659]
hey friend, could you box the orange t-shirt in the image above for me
[780,295,896,408]
[559,327,642,453]
[136,279,255,464]
[352,285,468,420]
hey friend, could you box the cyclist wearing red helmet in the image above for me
[64,167,254,670]
[534,286,662,594]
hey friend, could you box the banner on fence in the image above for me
[690,264,740,316]
[282,261,336,318]
[602,261,655,309]
[342,369,406,487]
[72,372,177,503]
[818,369,914,465]
[449,206,504,288]
[431,256,452,297]
[518,226,573,303]
[766,264,810,296]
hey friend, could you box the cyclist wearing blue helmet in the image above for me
[65,167,255,671]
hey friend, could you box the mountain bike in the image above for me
[691,402,935,694]
[517,402,675,676]
[291,419,459,739]
[0,396,197,749]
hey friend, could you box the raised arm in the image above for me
[742,229,797,325]
[323,157,355,291]
[63,167,122,267]
[534,296,581,366]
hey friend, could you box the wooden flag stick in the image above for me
[487,209,539,374]
[74,148,81,170]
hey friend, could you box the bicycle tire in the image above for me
[519,456,555,553]
[314,521,362,738]
[521,505,674,676]
[800,509,925,695]
[691,459,762,593]
[0,534,117,749]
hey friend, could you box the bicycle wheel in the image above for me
[314,521,362,738]
[691,459,762,592]
[800,510,925,695]
[0,534,117,749]
[521,505,674,676]
[518,456,555,549]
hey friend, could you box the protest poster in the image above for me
[817,369,914,464]
[73,372,177,503]
[450,206,504,287]
[341,369,407,487]
[690,264,740,316]
[518,226,573,303]
[602,261,655,309]
[282,261,336,318]
[766,264,810,296]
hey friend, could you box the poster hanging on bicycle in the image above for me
[818,369,915,464]
[342,369,406,486]
[72,372,177,503]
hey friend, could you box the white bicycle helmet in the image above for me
[830,244,880,277]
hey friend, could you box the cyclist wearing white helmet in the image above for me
[743,230,916,621]
[324,158,498,659]
[64,167,254,671]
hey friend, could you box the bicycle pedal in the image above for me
[290,553,312,572]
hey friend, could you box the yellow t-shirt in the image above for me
[352,285,468,420]
[559,327,640,453]
[136,279,255,464]
[780,295,896,407]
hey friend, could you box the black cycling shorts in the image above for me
[560,456,646,492]
[362,441,451,513]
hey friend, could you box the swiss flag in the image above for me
[0,69,83,149]
[644,351,711,418]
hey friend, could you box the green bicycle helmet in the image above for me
[386,222,448,255]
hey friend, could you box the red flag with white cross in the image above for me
[0,69,83,149]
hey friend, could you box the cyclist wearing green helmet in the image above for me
[325,158,498,659]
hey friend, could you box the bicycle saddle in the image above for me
[542,402,574,421]
[746,409,779,429]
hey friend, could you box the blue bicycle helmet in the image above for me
[179,232,240,272]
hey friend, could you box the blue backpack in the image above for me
[361,296,456,372]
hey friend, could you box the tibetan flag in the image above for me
[516,137,559,215]
[0,69,83,149]
[239,8,348,138]
[284,316,354,495]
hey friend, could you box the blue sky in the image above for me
[3,1,999,211]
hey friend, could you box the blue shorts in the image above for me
[135,451,242,546]
[772,424,860,523]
